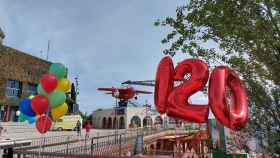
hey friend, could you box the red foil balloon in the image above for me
[36,115,52,134]
[31,95,49,115]
[209,66,248,130]
[40,74,58,93]
[154,56,174,113]
[167,59,209,123]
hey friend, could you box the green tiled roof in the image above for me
[127,101,141,107]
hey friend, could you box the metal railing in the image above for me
[13,127,169,157]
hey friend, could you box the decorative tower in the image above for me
[0,26,5,45]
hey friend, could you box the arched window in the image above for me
[143,116,153,127]
[113,117,117,129]
[130,115,141,128]
[108,117,112,129]
[156,142,161,150]
[154,116,163,127]
[119,116,125,129]
[102,117,107,129]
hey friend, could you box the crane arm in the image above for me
[122,80,155,87]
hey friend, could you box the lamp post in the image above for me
[74,75,80,113]
[113,90,119,143]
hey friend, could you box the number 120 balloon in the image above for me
[154,56,248,131]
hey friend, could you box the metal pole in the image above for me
[119,134,122,156]
[47,40,50,61]
[96,133,99,149]
[91,138,94,155]
[66,136,70,154]
[84,135,87,153]
[115,98,118,143]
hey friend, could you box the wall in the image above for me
[0,46,50,101]
[0,45,50,121]
[126,107,146,128]
[92,108,126,129]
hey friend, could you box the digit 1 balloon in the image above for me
[40,74,58,93]
[48,90,66,108]
[154,56,174,114]
[49,63,67,80]
[36,115,52,134]
[19,99,36,117]
[31,95,49,115]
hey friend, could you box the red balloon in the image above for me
[40,74,58,93]
[31,95,49,115]
[154,56,174,113]
[36,115,52,134]
[209,66,248,130]
[167,59,209,123]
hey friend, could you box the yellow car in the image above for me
[52,115,83,131]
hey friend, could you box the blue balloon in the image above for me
[19,99,36,117]
[27,116,36,124]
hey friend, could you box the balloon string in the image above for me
[39,106,51,158]
[43,107,51,134]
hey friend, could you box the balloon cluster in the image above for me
[18,63,70,134]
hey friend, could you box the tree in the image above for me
[155,0,280,154]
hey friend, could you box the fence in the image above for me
[12,127,167,157]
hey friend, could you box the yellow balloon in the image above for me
[51,103,68,121]
[29,95,34,99]
[57,79,71,92]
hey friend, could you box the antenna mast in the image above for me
[47,40,50,60]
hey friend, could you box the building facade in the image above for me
[92,102,201,129]
[0,28,50,121]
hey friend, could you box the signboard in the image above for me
[208,119,226,152]
[133,135,144,155]
[115,107,125,115]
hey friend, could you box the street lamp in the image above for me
[113,90,119,143]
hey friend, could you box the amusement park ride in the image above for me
[97,85,152,107]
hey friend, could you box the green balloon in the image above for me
[37,84,48,96]
[48,90,66,108]
[49,63,67,80]
[19,113,27,122]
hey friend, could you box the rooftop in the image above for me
[0,45,50,65]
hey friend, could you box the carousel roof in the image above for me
[158,130,209,141]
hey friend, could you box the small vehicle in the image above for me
[52,115,83,131]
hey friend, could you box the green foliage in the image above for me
[156,0,280,154]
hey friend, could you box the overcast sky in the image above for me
[0,0,209,113]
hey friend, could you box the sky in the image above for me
[0,0,209,113]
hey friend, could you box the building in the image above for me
[0,27,80,122]
[0,27,51,121]
[92,102,203,129]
